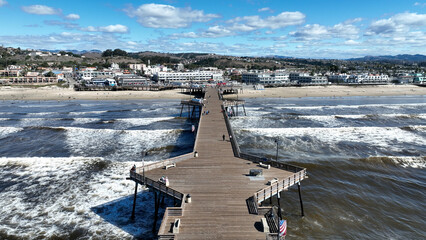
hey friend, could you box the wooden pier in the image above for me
[129,87,306,239]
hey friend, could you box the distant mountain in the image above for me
[348,54,426,62]
[265,55,294,59]
[40,49,102,54]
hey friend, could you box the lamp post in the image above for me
[274,139,279,162]
[141,150,146,183]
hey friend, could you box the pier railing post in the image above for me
[298,182,304,217]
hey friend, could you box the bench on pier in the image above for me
[268,178,278,185]
[259,162,270,169]
[172,219,181,233]
[261,218,269,233]
[164,163,176,170]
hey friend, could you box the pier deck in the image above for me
[131,88,305,239]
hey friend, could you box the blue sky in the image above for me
[0,0,425,58]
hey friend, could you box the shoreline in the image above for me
[0,85,425,101]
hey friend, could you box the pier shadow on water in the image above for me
[91,189,173,239]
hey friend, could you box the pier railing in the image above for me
[158,194,187,239]
[129,171,184,201]
[253,169,306,203]
[239,153,306,173]
[221,104,241,157]
[135,152,194,173]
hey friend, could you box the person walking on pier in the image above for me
[222,134,225,141]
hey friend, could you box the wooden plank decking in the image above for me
[131,87,305,239]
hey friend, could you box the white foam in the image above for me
[116,117,175,127]
[64,127,180,158]
[71,118,100,125]
[244,126,426,151]
[0,157,148,238]
[0,127,23,138]
[279,103,426,111]
[69,111,108,116]
[389,156,426,169]
[27,112,55,116]
[362,156,426,169]
[19,104,68,108]
[300,115,339,127]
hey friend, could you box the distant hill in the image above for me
[348,54,426,63]
[40,49,102,54]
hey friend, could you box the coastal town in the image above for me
[1,47,425,91]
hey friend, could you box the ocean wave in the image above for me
[69,111,108,116]
[71,118,101,125]
[0,156,153,239]
[278,103,426,111]
[64,127,182,158]
[356,156,426,169]
[241,126,426,151]
[115,117,175,126]
[0,127,24,138]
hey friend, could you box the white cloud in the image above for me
[0,0,7,7]
[365,12,426,35]
[168,11,305,40]
[22,5,60,15]
[82,24,129,33]
[65,14,80,20]
[414,2,426,7]
[171,25,234,39]
[258,7,272,12]
[344,40,360,45]
[124,3,219,29]
[290,22,359,41]
[229,11,305,31]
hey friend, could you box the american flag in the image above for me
[279,220,287,237]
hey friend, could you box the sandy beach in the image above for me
[0,85,425,101]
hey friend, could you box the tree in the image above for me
[102,49,113,57]
[113,49,127,56]
[45,71,56,77]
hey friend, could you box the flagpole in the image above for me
[277,192,281,240]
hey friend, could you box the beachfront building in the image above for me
[143,65,168,76]
[413,73,425,84]
[242,70,289,85]
[395,73,414,84]
[328,74,350,83]
[115,75,152,87]
[128,63,145,72]
[4,76,58,84]
[289,73,328,85]
[347,74,390,84]
[78,70,115,81]
[153,70,224,83]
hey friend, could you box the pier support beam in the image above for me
[297,182,304,217]
[152,190,161,232]
[131,182,138,220]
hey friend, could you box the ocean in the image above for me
[0,95,425,239]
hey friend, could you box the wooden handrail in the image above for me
[129,171,184,200]
[254,169,306,203]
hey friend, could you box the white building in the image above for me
[347,74,389,84]
[328,74,350,83]
[110,63,120,70]
[129,63,146,71]
[154,70,224,83]
[143,65,168,76]
[289,73,328,85]
[78,70,115,81]
[242,70,289,85]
